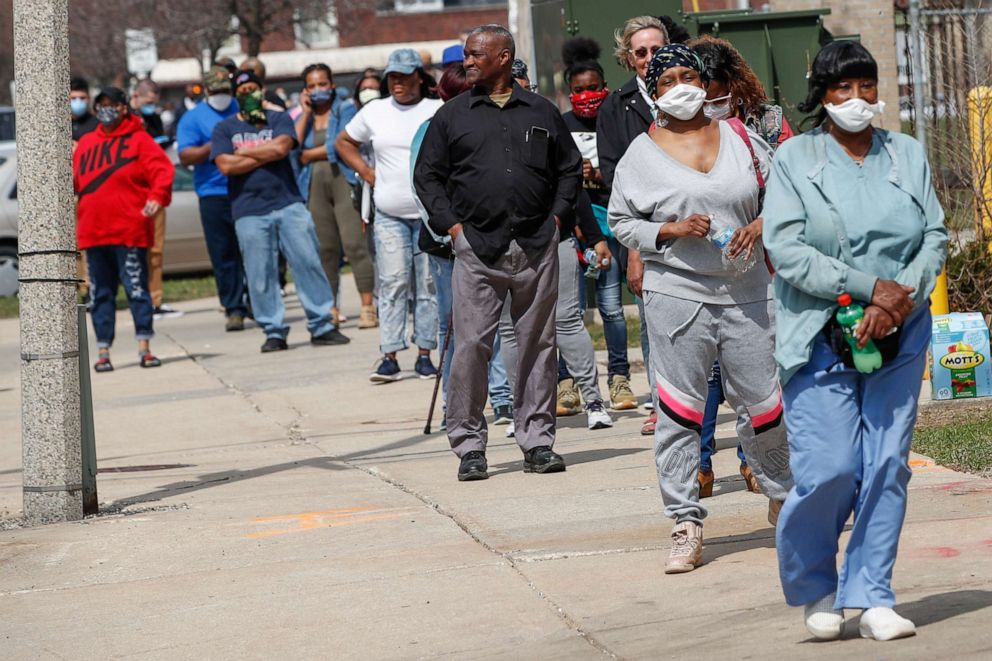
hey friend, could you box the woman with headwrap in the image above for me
[608,44,792,574]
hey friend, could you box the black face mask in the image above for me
[96,106,120,127]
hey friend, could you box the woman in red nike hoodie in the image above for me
[74,87,174,372]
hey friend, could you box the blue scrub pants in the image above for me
[776,307,931,610]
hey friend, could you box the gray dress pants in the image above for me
[446,231,558,457]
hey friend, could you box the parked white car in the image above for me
[0,141,212,297]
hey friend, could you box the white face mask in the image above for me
[654,83,708,121]
[207,94,232,112]
[825,98,885,133]
[703,94,733,121]
[358,88,381,105]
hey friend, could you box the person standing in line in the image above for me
[212,70,350,353]
[608,45,792,573]
[71,76,99,144]
[415,24,582,481]
[240,57,288,111]
[556,36,638,414]
[596,15,670,436]
[689,35,795,499]
[176,66,249,332]
[295,63,378,330]
[74,87,174,372]
[411,64,515,430]
[764,41,946,642]
[353,69,383,110]
[336,48,442,383]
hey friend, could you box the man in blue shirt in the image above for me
[212,70,349,352]
[176,66,248,331]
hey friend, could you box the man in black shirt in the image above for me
[70,77,98,144]
[415,24,582,482]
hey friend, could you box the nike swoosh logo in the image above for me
[78,155,139,198]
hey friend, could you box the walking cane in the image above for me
[424,313,454,435]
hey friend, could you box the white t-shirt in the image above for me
[345,96,443,219]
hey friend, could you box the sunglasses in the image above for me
[630,45,663,60]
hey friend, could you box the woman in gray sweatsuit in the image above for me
[608,44,792,574]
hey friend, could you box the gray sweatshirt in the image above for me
[608,121,774,305]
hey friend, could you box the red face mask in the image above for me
[570,89,609,119]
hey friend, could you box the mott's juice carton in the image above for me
[929,313,992,400]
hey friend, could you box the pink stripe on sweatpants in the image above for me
[656,382,704,425]
[751,398,783,429]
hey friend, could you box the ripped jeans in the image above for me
[86,245,154,348]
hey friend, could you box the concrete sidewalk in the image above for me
[0,281,990,659]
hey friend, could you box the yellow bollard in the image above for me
[967,87,992,247]
[930,269,950,316]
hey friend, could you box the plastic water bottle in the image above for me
[709,221,758,273]
[836,293,883,374]
[583,248,601,279]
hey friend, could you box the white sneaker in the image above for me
[804,593,844,640]
[665,521,702,574]
[506,422,515,438]
[859,607,916,641]
[585,400,614,430]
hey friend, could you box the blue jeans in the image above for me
[430,254,511,408]
[234,202,334,340]
[86,245,154,348]
[777,308,931,609]
[198,195,247,316]
[374,212,437,355]
[699,361,748,472]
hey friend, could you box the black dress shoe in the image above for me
[458,451,489,482]
[261,337,289,353]
[523,446,565,474]
[311,328,351,345]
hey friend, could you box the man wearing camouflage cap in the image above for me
[176,65,249,332]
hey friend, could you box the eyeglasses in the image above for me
[629,45,663,60]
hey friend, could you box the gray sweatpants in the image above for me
[500,238,603,404]
[446,231,558,457]
[644,291,792,525]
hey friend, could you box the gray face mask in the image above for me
[96,106,120,127]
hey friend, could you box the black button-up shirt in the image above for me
[414,83,582,264]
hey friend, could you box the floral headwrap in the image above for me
[644,44,706,100]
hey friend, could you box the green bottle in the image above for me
[836,294,883,374]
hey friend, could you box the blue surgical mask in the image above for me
[310,89,333,105]
[140,103,157,116]
[70,98,89,117]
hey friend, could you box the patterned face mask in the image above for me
[237,89,266,123]
[569,89,609,120]
[95,106,120,127]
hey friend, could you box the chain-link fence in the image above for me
[899,1,992,312]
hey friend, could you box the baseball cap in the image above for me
[232,69,263,92]
[93,86,128,107]
[204,66,233,94]
[442,44,463,67]
[383,48,423,76]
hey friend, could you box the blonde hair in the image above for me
[614,16,669,71]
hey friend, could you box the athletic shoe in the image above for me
[804,593,844,640]
[311,328,351,346]
[370,356,401,383]
[457,451,489,481]
[859,607,916,641]
[492,405,513,426]
[608,375,638,410]
[414,355,438,379]
[261,337,288,353]
[556,378,581,416]
[225,314,245,332]
[506,422,515,438]
[522,446,565,473]
[358,305,379,329]
[585,400,614,430]
[665,521,703,574]
[153,304,184,320]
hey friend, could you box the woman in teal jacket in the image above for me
[763,42,946,642]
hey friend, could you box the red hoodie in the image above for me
[74,113,174,250]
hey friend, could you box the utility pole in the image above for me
[908,0,927,149]
[13,0,83,524]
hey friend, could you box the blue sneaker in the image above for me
[370,356,401,383]
[415,355,438,379]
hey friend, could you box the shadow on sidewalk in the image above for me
[486,447,648,476]
[894,589,992,628]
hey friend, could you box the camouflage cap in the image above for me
[204,66,232,94]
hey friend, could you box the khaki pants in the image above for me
[148,208,166,308]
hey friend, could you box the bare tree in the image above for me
[230,0,335,57]
[153,1,236,77]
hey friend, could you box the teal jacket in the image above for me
[762,127,947,385]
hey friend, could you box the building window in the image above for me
[297,9,339,49]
